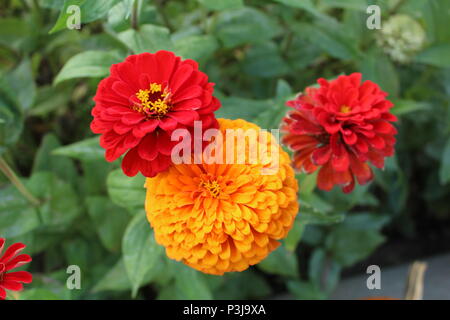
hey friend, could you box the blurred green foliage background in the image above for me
[1,0,450,300]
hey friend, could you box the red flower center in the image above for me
[133,82,172,119]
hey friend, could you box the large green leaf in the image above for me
[415,44,450,68]
[52,137,104,162]
[107,169,146,212]
[32,133,78,184]
[49,0,120,34]
[54,51,123,85]
[86,196,130,252]
[439,137,450,185]
[171,261,213,299]
[0,185,40,238]
[173,35,218,61]
[27,172,81,230]
[8,58,36,111]
[197,0,243,10]
[360,50,399,97]
[213,8,281,48]
[122,212,163,297]
[117,25,174,54]
[0,77,23,152]
[326,227,385,267]
[257,245,299,278]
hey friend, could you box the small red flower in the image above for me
[281,73,397,193]
[91,50,221,177]
[0,238,32,300]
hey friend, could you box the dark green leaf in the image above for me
[198,0,243,10]
[86,196,130,252]
[122,212,163,297]
[52,137,104,162]
[257,245,298,277]
[54,51,123,85]
[439,137,450,185]
[117,25,174,54]
[213,8,281,48]
[107,169,146,212]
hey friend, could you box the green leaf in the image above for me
[8,58,36,111]
[326,227,385,267]
[213,8,281,48]
[197,0,243,10]
[29,85,70,116]
[391,99,430,116]
[174,35,219,61]
[0,185,40,238]
[298,209,345,225]
[321,0,368,11]
[54,51,122,85]
[86,196,130,252]
[107,169,146,212]
[49,0,120,34]
[415,44,450,68]
[122,212,163,297]
[32,133,78,184]
[52,137,104,162]
[439,137,450,185]
[0,77,23,151]
[19,289,63,300]
[360,50,399,97]
[287,280,327,300]
[27,172,81,230]
[216,97,273,122]
[258,245,298,277]
[0,18,30,50]
[214,270,271,299]
[117,25,174,54]
[171,261,213,299]
[242,42,289,78]
[300,22,360,60]
[48,0,87,34]
[274,0,328,20]
[284,217,306,251]
[253,79,292,129]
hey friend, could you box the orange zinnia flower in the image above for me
[145,119,299,275]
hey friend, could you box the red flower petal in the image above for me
[0,243,25,264]
[3,271,32,283]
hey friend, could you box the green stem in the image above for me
[155,0,174,32]
[131,0,139,30]
[0,157,40,207]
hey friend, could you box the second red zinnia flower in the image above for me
[91,50,221,177]
[0,238,32,300]
[281,73,397,193]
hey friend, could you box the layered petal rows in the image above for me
[145,119,299,275]
[0,238,32,300]
[281,73,397,193]
[91,50,221,177]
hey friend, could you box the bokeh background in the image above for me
[1,0,450,300]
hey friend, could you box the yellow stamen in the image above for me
[200,180,221,198]
[134,82,171,117]
[340,105,351,113]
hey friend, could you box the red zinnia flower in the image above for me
[0,238,32,300]
[91,50,221,177]
[281,73,397,193]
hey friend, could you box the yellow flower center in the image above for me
[340,105,351,113]
[200,180,221,198]
[134,82,171,118]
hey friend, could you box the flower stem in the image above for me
[0,157,40,207]
[131,0,139,30]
